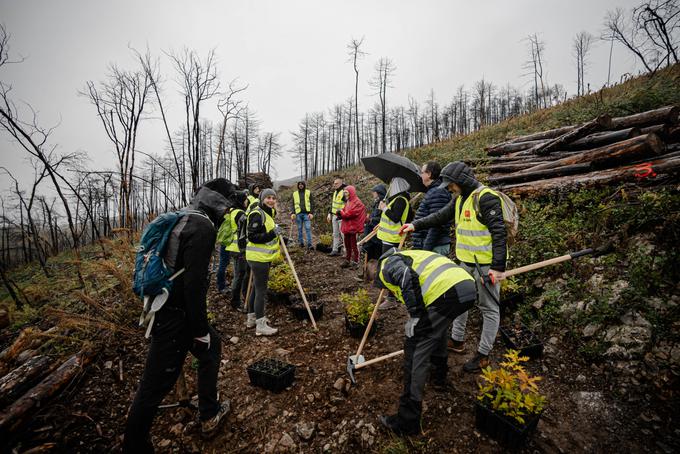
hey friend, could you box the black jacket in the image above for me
[164,186,232,338]
[247,203,278,244]
[383,192,411,224]
[412,181,507,271]
[411,177,452,250]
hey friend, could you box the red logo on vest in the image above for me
[464,210,471,218]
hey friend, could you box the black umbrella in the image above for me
[361,152,427,193]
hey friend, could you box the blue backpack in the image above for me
[133,210,210,337]
[133,211,187,298]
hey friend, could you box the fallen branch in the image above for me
[0,355,56,406]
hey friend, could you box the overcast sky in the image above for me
[1,0,642,191]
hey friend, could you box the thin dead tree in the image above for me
[347,37,366,161]
[83,61,153,229]
[573,31,594,96]
[369,57,396,154]
[216,79,247,178]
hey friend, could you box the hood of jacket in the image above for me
[441,161,479,195]
[371,183,387,200]
[387,177,410,198]
[344,185,357,201]
[189,182,236,227]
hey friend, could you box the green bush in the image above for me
[268,263,296,293]
[341,288,374,325]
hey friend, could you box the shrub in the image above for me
[477,350,546,425]
[268,263,296,293]
[341,288,374,325]
[318,234,332,247]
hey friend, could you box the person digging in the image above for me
[400,161,507,373]
[375,248,476,436]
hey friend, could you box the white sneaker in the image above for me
[255,317,278,336]
[246,313,256,328]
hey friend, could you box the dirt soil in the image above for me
[7,214,680,453]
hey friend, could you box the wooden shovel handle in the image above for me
[279,236,318,330]
[353,234,408,359]
[504,254,573,278]
[355,349,404,370]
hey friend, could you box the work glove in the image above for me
[290,213,296,220]
[193,333,211,352]
[274,225,284,236]
[336,210,342,219]
[326,213,331,223]
[404,317,420,338]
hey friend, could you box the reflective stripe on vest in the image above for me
[245,207,280,262]
[293,189,311,214]
[331,189,345,213]
[377,195,409,244]
[225,208,244,253]
[379,250,474,307]
[454,187,499,264]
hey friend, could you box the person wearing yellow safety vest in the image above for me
[246,183,261,213]
[401,161,507,373]
[289,181,315,249]
[377,177,413,309]
[245,188,282,336]
[222,191,249,311]
[326,177,346,256]
[375,248,476,436]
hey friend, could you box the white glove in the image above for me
[404,317,420,338]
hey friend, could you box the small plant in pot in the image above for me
[476,350,546,448]
[500,278,524,316]
[267,262,295,304]
[341,289,376,338]
[315,234,333,253]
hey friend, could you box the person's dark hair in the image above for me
[423,161,441,180]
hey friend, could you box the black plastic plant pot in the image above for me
[289,297,323,321]
[499,322,544,359]
[315,243,332,253]
[475,401,540,449]
[267,290,291,305]
[345,315,377,339]
[246,358,296,392]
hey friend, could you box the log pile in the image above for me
[0,326,95,439]
[238,172,273,190]
[481,106,680,196]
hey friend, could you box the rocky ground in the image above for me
[6,215,680,454]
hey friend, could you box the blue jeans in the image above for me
[296,213,312,247]
[216,245,231,292]
[432,244,451,257]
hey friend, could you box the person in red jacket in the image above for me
[337,185,366,268]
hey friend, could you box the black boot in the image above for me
[379,397,422,436]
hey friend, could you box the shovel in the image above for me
[346,234,408,383]
[279,235,318,330]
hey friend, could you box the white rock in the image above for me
[296,421,315,441]
[229,336,239,344]
[278,432,296,450]
[582,323,600,338]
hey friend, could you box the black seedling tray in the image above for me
[499,322,544,359]
[246,358,296,392]
[315,243,332,253]
[500,292,524,316]
[345,316,377,339]
[475,401,540,449]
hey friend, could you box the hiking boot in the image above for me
[379,296,399,310]
[340,261,351,268]
[378,414,421,436]
[463,352,490,373]
[201,400,230,436]
[329,250,341,257]
[350,261,359,269]
[246,313,256,328]
[230,297,241,311]
[447,339,465,354]
[255,317,278,336]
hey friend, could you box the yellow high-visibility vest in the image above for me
[225,208,244,253]
[245,207,280,262]
[377,195,409,244]
[454,187,501,264]
[331,189,345,214]
[293,190,311,214]
[246,195,259,215]
[379,250,474,307]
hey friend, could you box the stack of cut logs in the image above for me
[0,327,95,438]
[479,106,680,196]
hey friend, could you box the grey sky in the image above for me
[1,0,641,190]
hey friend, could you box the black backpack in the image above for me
[237,212,248,251]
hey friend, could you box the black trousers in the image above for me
[396,284,476,430]
[230,251,248,305]
[123,308,221,453]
